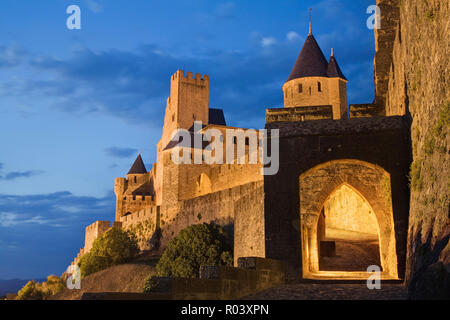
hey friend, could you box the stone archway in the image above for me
[299,159,399,279]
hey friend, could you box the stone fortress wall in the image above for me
[72,68,265,265]
[69,2,448,295]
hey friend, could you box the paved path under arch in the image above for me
[242,283,406,300]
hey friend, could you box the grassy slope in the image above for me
[51,257,158,300]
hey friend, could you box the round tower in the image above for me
[282,23,348,119]
[126,153,148,186]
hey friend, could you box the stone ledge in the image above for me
[266,115,408,138]
[141,258,285,299]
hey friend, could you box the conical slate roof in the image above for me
[127,154,147,174]
[287,33,329,82]
[327,54,347,80]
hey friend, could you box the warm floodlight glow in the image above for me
[299,159,399,280]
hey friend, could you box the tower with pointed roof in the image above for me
[114,153,155,221]
[282,21,348,119]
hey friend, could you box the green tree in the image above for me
[155,223,233,279]
[79,227,139,278]
[40,275,65,297]
[16,280,44,300]
[15,275,65,300]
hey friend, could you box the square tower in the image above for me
[160,70,209,147]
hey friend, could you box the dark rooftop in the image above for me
[209,108,226,126]
[287,33,347,82]
[163,131,210,151]
[127,154,147,174]
[287,33,329,81]
[327,54,347,80]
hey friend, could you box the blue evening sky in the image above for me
[0,0,376,279]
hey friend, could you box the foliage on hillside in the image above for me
[16,275,65,300]
[143,223,232,292]
[79,227,139,278]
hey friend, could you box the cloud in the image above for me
[286,31,301,42]
[0,46,26,67]
[261,37,277,47]
[0,190,115,278]
[0,212,49,227]
[1,19,375,130]
[0,190,114,229]
[85,0,103,13]
[105,147,138,158]
[215,2,236,20]
[0,170,44,181]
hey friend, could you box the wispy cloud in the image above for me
[105,147,138,158]
[261,37,277,47]
[0,46,26,67]
[286,31,301,42]
[85,0,103,13]
[215,2,236,20]
[0,190,114,229]
[0,190,115,278]
[0,212,49,227]
[0,170,44,181]
[0,16,374,130]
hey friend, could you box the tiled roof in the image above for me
[287,33,329,81]
[127,154,147,174]
[327,55,347,80]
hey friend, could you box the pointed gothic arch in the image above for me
[299,159,398,279]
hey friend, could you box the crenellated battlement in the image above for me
[172,70,209,85]
[119,205,159,225]
[85,220,110,233]
[122,194,154,202]
[84,221,122,252]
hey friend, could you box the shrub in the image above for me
[41,275,65,296]
[79,252,111,278]
[409,160,423,190]
[143,275,159,293]
[79,227,139,278]
[16,276,65,300]
[424,134,435,155]
[155,223,233,279]
[16,281,43,300]
[435,101,450,137]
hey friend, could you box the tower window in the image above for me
[298,84,303,93]
[285,90,287,98]
[317,82,322,92]
[172,114,175,122]
[134,176,137,183]
[309,87,311,95]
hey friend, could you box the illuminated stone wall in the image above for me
[324,184,378,236]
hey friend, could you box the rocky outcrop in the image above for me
[376,0,449,298]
